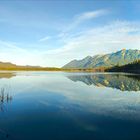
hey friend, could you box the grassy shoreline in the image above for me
[0,67,106,72]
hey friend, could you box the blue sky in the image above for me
[0,0,140,67]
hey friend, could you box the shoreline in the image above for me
[0,69,139,75]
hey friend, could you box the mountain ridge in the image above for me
[62,49,140,69]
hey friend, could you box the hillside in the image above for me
[106,60,140,73]
[63,49,140,69]
[0,62,17,68]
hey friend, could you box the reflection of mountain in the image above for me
[0,72,16,79]
[67,74,140,91]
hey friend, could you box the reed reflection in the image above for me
[0,87,12,112]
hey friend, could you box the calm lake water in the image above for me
[0,72,140,140]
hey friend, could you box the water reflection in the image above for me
[67,73,140,91]
[0,85,13,139]
[0,72,16,79]
[0,72,139,140]
[0,87,12,112]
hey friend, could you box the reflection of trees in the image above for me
[0,87,12,112]
[67,74,140,91]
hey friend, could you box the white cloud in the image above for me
[38,36,50,42]
[58,9,109,38]
[0,8,140,68]
[76,9,108,22]
[41,20,140,67]
[0,20,140,68]
[0,40,28,53]
[0,40,44,66]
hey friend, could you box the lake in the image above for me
[0,72,140,140]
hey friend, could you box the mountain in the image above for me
[62,49,140,69]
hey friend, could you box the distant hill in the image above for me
[106,60,140,73]
[63,49,140,69]
[0,62,17,68]
[0,61,40,69]
[0,62,60,71]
